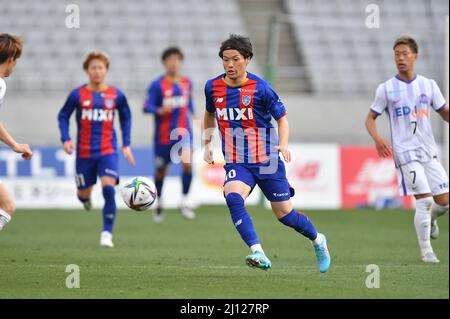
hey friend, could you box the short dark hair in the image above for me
[161,47,184,61]
[83,51,110,70]
[219,34,253,59]
[0,33,23,64]
[393,36,418,54]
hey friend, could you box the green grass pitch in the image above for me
[0,206,448,298]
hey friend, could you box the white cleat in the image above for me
[180,206,196,220]
[0,214,11,232]
[422,252,439,263]
[153,210,165,224]
[100,231,114,248]
[430,219,439,240]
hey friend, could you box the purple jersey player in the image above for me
[203,34,331,272]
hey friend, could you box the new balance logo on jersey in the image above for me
[216,108,254,121]
[81,108,114,121]
[216,97,224,103]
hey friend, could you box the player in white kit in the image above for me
[0,33,33,232]
[366,36,449,263]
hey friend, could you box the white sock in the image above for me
[180,195,188,208]
[250,244,264,254]
[414,198,434,255]
[312,233,323,246]
[0,210,12,232]
[431,202,449,221]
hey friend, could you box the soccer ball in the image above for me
[121,176,157,211]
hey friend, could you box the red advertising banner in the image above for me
[340,146,413,209]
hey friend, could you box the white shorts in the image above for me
[396,159,449,196]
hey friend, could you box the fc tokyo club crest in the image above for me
[242,95,252,107]
[105,99,114,108]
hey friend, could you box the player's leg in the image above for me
[430,193,449,240]
[0,183,15,232]
[179,145,195,220]
[424,159,449,240]
[257,162,331,273]
[98,154,120,248]
[223,165,271,270]
[75,157,97,210]
[397,161,437,262]
[153,146,170,223]
[270,199,330,273]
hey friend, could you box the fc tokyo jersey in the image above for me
[58,85,132,159]
[371,74,447,166]
[143,75,194,145]
[205,72,287,165]
[0,78,6,109]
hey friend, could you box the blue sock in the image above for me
[225,193,260,247]
[77,195,89,203]
[182,171,192,195]
[102,185,117,233]
[155,177,164,199]
[279,210,318,241]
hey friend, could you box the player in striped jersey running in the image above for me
[144,47,197,223]
[203,35,331,272]
[366,36,449,263]
[58,52,135,248]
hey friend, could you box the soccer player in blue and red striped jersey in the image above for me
[203,35,331,272]
[58,52,135,248]
[144,47,196,223]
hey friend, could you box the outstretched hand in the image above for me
[204,144,214,164]
[275,145,291,163]
[123,146,136,166]
[375,138,393,158]
[13,143,33,160]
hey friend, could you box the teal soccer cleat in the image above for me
[313,233,331,273]
[245,251,272,271]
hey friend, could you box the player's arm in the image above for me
[203,82,217,164]
[365,111,392,158]
[366,85,392,158]
[143,82,170,116]
[203,110,216,164]
[265,84,291,162]
[431,80,449,123]
[117,92,135,166]
[438,106,449,123]
[188,80,200,122]
[0,121,32,160]
[57,90,77,155]
[275,115,291,163]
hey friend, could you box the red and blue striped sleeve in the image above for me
[143,80,162,114]
[264,83,287,121]
[57,89,79,143]
[205,80,215,113]
[117,90,132,147]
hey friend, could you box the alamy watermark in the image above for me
[365,4,380,29]
[65,264,80,289]
[65,4,80,29]
[365,264,380,288]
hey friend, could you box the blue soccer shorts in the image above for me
[154,139,193,170]
[75,153,119,190]
[223,159,295,202]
